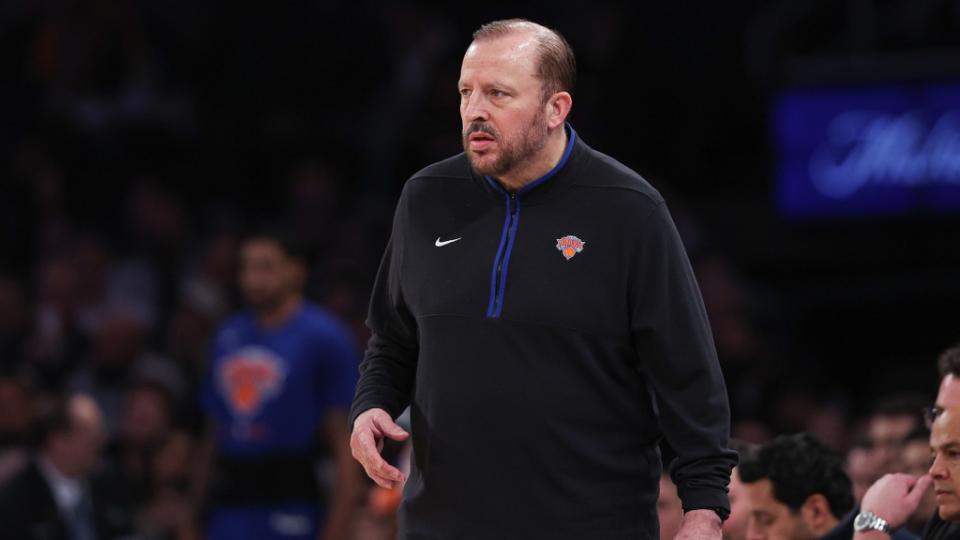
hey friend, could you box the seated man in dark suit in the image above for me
[741,433,917,540]
[0,393,132,539]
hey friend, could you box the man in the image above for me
[867,396,927,476]
[848,438,880,505]
[852,344,960,540]
[200,229,362,540]
[853,405,960,540]
[0,393,132,539]
[741,433,849,540]
[349,18,736,540]
[739,433,915,540]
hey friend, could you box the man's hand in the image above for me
[350,408,409,490]
[673,509,722,540]
[857,473,933,534]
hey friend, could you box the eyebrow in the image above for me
[488,81,518,92]
[457,81,519,94]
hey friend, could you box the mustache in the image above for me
[463,123,498,140]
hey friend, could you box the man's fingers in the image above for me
[355,429,405,482]
[373,414,410,441]
[907,475,934,506]
[364,465,403,490]
[368,447,405,482]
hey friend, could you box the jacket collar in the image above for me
[475,123,583,205]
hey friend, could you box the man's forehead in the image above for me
[932,405,960,445]
[743,478,775,499]
[462,33,540,72]
[938,374,960,408]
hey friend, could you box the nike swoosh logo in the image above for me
[435,237,462,247]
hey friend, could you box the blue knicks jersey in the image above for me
[202,303,359,456]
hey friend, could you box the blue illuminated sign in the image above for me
[773,84,960,218]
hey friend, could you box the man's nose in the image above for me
[462,93,489,122]
[931,453,948,478]
[745,520,763,540]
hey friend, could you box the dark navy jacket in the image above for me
[350,125,737,540]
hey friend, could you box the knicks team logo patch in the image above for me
[218,346,287,417]
[556,235,586,260]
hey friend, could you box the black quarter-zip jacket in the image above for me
[350,125,737,540]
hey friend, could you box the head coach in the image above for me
[349,18,737,540]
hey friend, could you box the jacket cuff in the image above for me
[679,487,731,521]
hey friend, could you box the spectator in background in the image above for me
[740,433,915,540]
[68,310,185,439]
[0,393,133,539]
[853,405,960,539]
[198,228,362,540]
[31,257,89,388]
[0,374,34,485]
[659,472,684,540]
[848,437,881,505]
[851,343,960,539]
[139,430,199,540]
[867,395,927,476]
[0,276,31,370]
[115,381,176,504]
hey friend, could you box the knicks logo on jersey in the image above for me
[217,346,288,417]
[556,235,586,260]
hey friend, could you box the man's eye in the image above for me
[490,89,507,97]
[459,89,471,98]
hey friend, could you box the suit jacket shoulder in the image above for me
[0,461,68,540]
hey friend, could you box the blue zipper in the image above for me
[482,125,578,319]
[487,191,520,318]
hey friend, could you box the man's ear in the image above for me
[800,493,833,530]
[545,91,572,130]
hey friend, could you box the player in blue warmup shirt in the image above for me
[199,228,362,540]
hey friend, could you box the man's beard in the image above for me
[463,108,550,178]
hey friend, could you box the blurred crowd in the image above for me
[658,346,960,540]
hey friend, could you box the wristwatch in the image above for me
[854,511,893,534]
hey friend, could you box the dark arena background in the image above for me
[1,1,959,539]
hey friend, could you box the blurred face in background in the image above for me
[868,413,918,474]
[930,407,960,521]
[93,314,145,371]
[49,395,106,477]
[0,378,31,442]
[744,478,806,540]
[658,474,683,540]
[120,384,172,448]
[239,239,304,313]
[724,466,749,540]
[846,445,879,504]
[901,437,938,528]
[459,31,553,178]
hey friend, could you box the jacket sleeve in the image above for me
[348,189,420,430]
[629,200,738,518]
